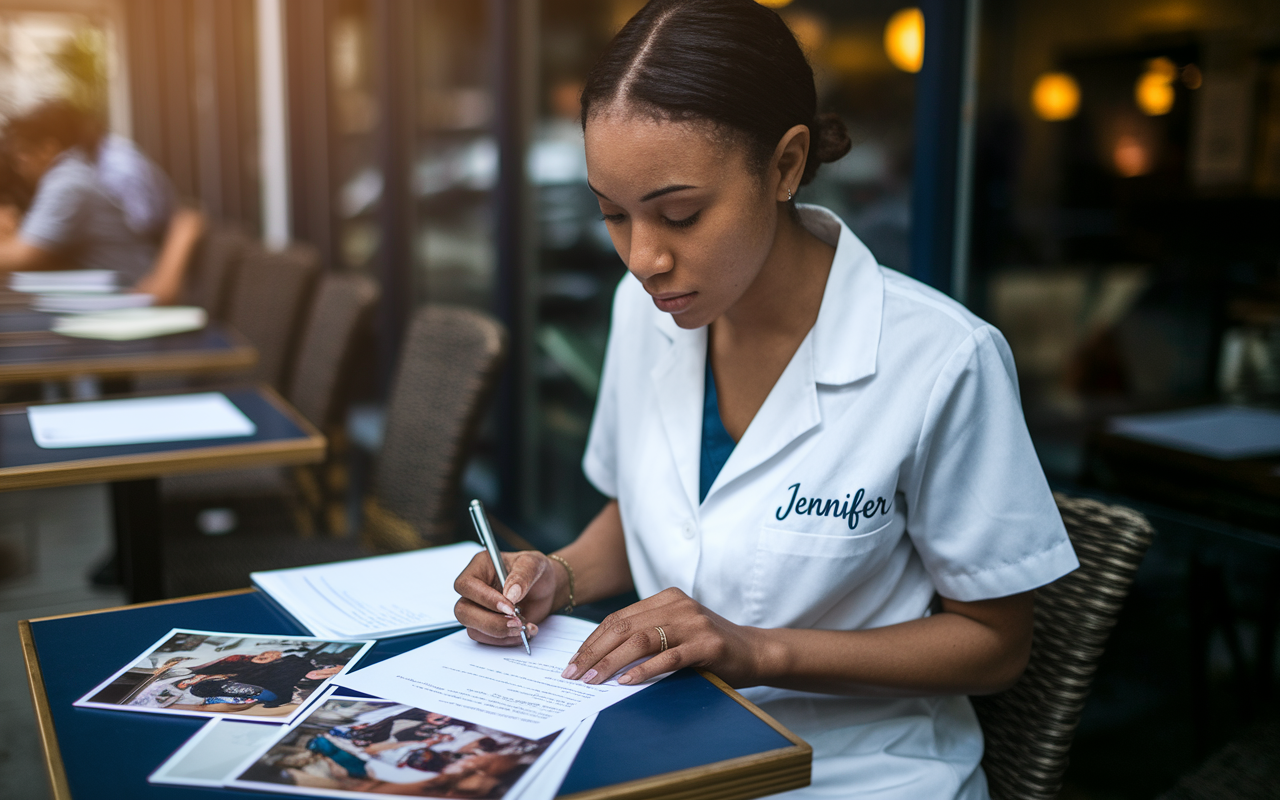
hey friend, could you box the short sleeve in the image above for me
[581,278,632,499]
[904,326,1078,601]
[20,161,89,250]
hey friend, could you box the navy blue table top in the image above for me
[25,591,798,799]
[0,388,306,472]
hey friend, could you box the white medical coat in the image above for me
[583,205,1078,799]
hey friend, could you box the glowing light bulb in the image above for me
[756,0,795,8]
[884,8,924,73]
[1031,72,1080,121]
[1136,57,1176,116]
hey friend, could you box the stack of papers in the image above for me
[51,306,206,340]
[10,269,117,293]
[34,292,154,313]
[27,392,256,448]
[251,542,485,639]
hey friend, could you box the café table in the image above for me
[0,386,325,603]
[0,308,256,385]
[20,590,812,800]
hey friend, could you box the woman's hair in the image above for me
[580,0,850,188]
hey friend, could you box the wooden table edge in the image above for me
[0,344,257,384]
[23,593,813,800]
[19,619,73,800]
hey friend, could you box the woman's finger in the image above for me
[501,551,549,605]
[618,644,685,686]
[454,552,518,615]
[453,597,516,640]
[569,588,685,674]
[575,624,668,685]
[456,597,540,642]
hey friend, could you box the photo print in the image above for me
[229,695,561,799]
[75,629,374,723]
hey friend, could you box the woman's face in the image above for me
[584,110,778,329]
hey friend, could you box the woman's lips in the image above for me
[651,291,696,313]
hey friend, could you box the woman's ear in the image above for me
[771,124,811,202]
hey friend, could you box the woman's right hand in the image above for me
[453,550,562,646]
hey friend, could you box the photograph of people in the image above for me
[453,2,1079,799]
[77,630,370,721]
[232,697,557,798]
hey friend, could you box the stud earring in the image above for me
[786,188,792,201]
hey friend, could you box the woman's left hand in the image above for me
[561,587,764,688]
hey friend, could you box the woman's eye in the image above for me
[664,211,700,229]
[600,212,626,224]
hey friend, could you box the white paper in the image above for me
[253,542,484,640]
[28,392,255,448]
[224,688,586,800]
[10,269,116,293]
[335,615,665,740]
[511,713,596,800]
[34,292,154,313]
[52,306,206,340]
[1109,405,1280,459]
[149,718,282,787]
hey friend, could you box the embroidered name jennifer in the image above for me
[775,482,892,530]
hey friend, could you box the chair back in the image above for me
[224,244,320,390]
[286,273,380,427]
[973,494,1155,800]
[184,227,248,318]
[364,305,507,550]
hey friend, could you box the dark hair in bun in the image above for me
[580,0,850,191]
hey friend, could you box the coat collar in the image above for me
[650,204,884,387]
[647,205,886,508]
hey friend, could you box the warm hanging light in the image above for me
[1136,57,1177,116]
[884,8,924,73]
[756,0,795,8]
[1031,72,1080,121]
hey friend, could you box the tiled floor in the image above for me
[0,485,125,800]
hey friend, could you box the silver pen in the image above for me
[468,499,531,655]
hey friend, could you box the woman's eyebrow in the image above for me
[586,182,697,202]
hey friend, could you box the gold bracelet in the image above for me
[548,553,575,614]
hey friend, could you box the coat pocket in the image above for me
[746,517,901,627]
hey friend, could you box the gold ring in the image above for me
[655,626,668,652]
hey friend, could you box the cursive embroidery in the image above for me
[775,482,892,531]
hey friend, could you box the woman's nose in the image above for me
[627,226,674,281]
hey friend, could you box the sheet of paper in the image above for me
[149,719,282,787]
[28,392,256,448]
[34,292,154,313]
[1109,405,1280,459]
[252,542,484,639]
[335,615,665,740]
[10,269,116,293]
[510,713,596,800]
[52,306,206,340]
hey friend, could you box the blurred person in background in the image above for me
[0,100,203,304]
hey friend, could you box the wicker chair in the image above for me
[972,493,1156,800]
[361,305,507,550]
[161,274,379,528]
[183,226,248,319]
[162,304,506,597]
[222,243,320,390]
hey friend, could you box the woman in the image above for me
[454,1,1077,797]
